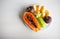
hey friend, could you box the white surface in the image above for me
[0,0,60,39]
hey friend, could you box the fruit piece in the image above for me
[23,12,41,32]
[39,6,45,18]
[26,6,34,13]
[36,17,46,28]
[33,5,40,12]
[45,10,49,16]
[36,5,39,13]
[41,12,46,18]
[35,13,41,18]
[40,6,45,13]
[33,5,41,15]
[43,16,52,23]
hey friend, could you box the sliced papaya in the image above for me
[23,12,41,32]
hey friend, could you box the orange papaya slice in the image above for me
[23,12,41,32]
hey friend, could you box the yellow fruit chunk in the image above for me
[36,5,39,13]
[45,10,49,16]
[40,6,45,13]
[39,6,45,18]
[41,12,45,18]
[33,5,41,13]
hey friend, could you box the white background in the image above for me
[0,0,60,39]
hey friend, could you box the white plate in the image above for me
[0,0,60,39]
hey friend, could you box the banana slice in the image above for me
[45,10,49,16]
[40,6,45,13]
[33,5,41,15]
[41,12,46,18]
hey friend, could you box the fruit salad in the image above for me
[23,5,52,32]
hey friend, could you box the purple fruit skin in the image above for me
[44,16,52,23]
[26,6,34,13]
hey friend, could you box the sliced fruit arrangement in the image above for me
[23,5,52,32]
